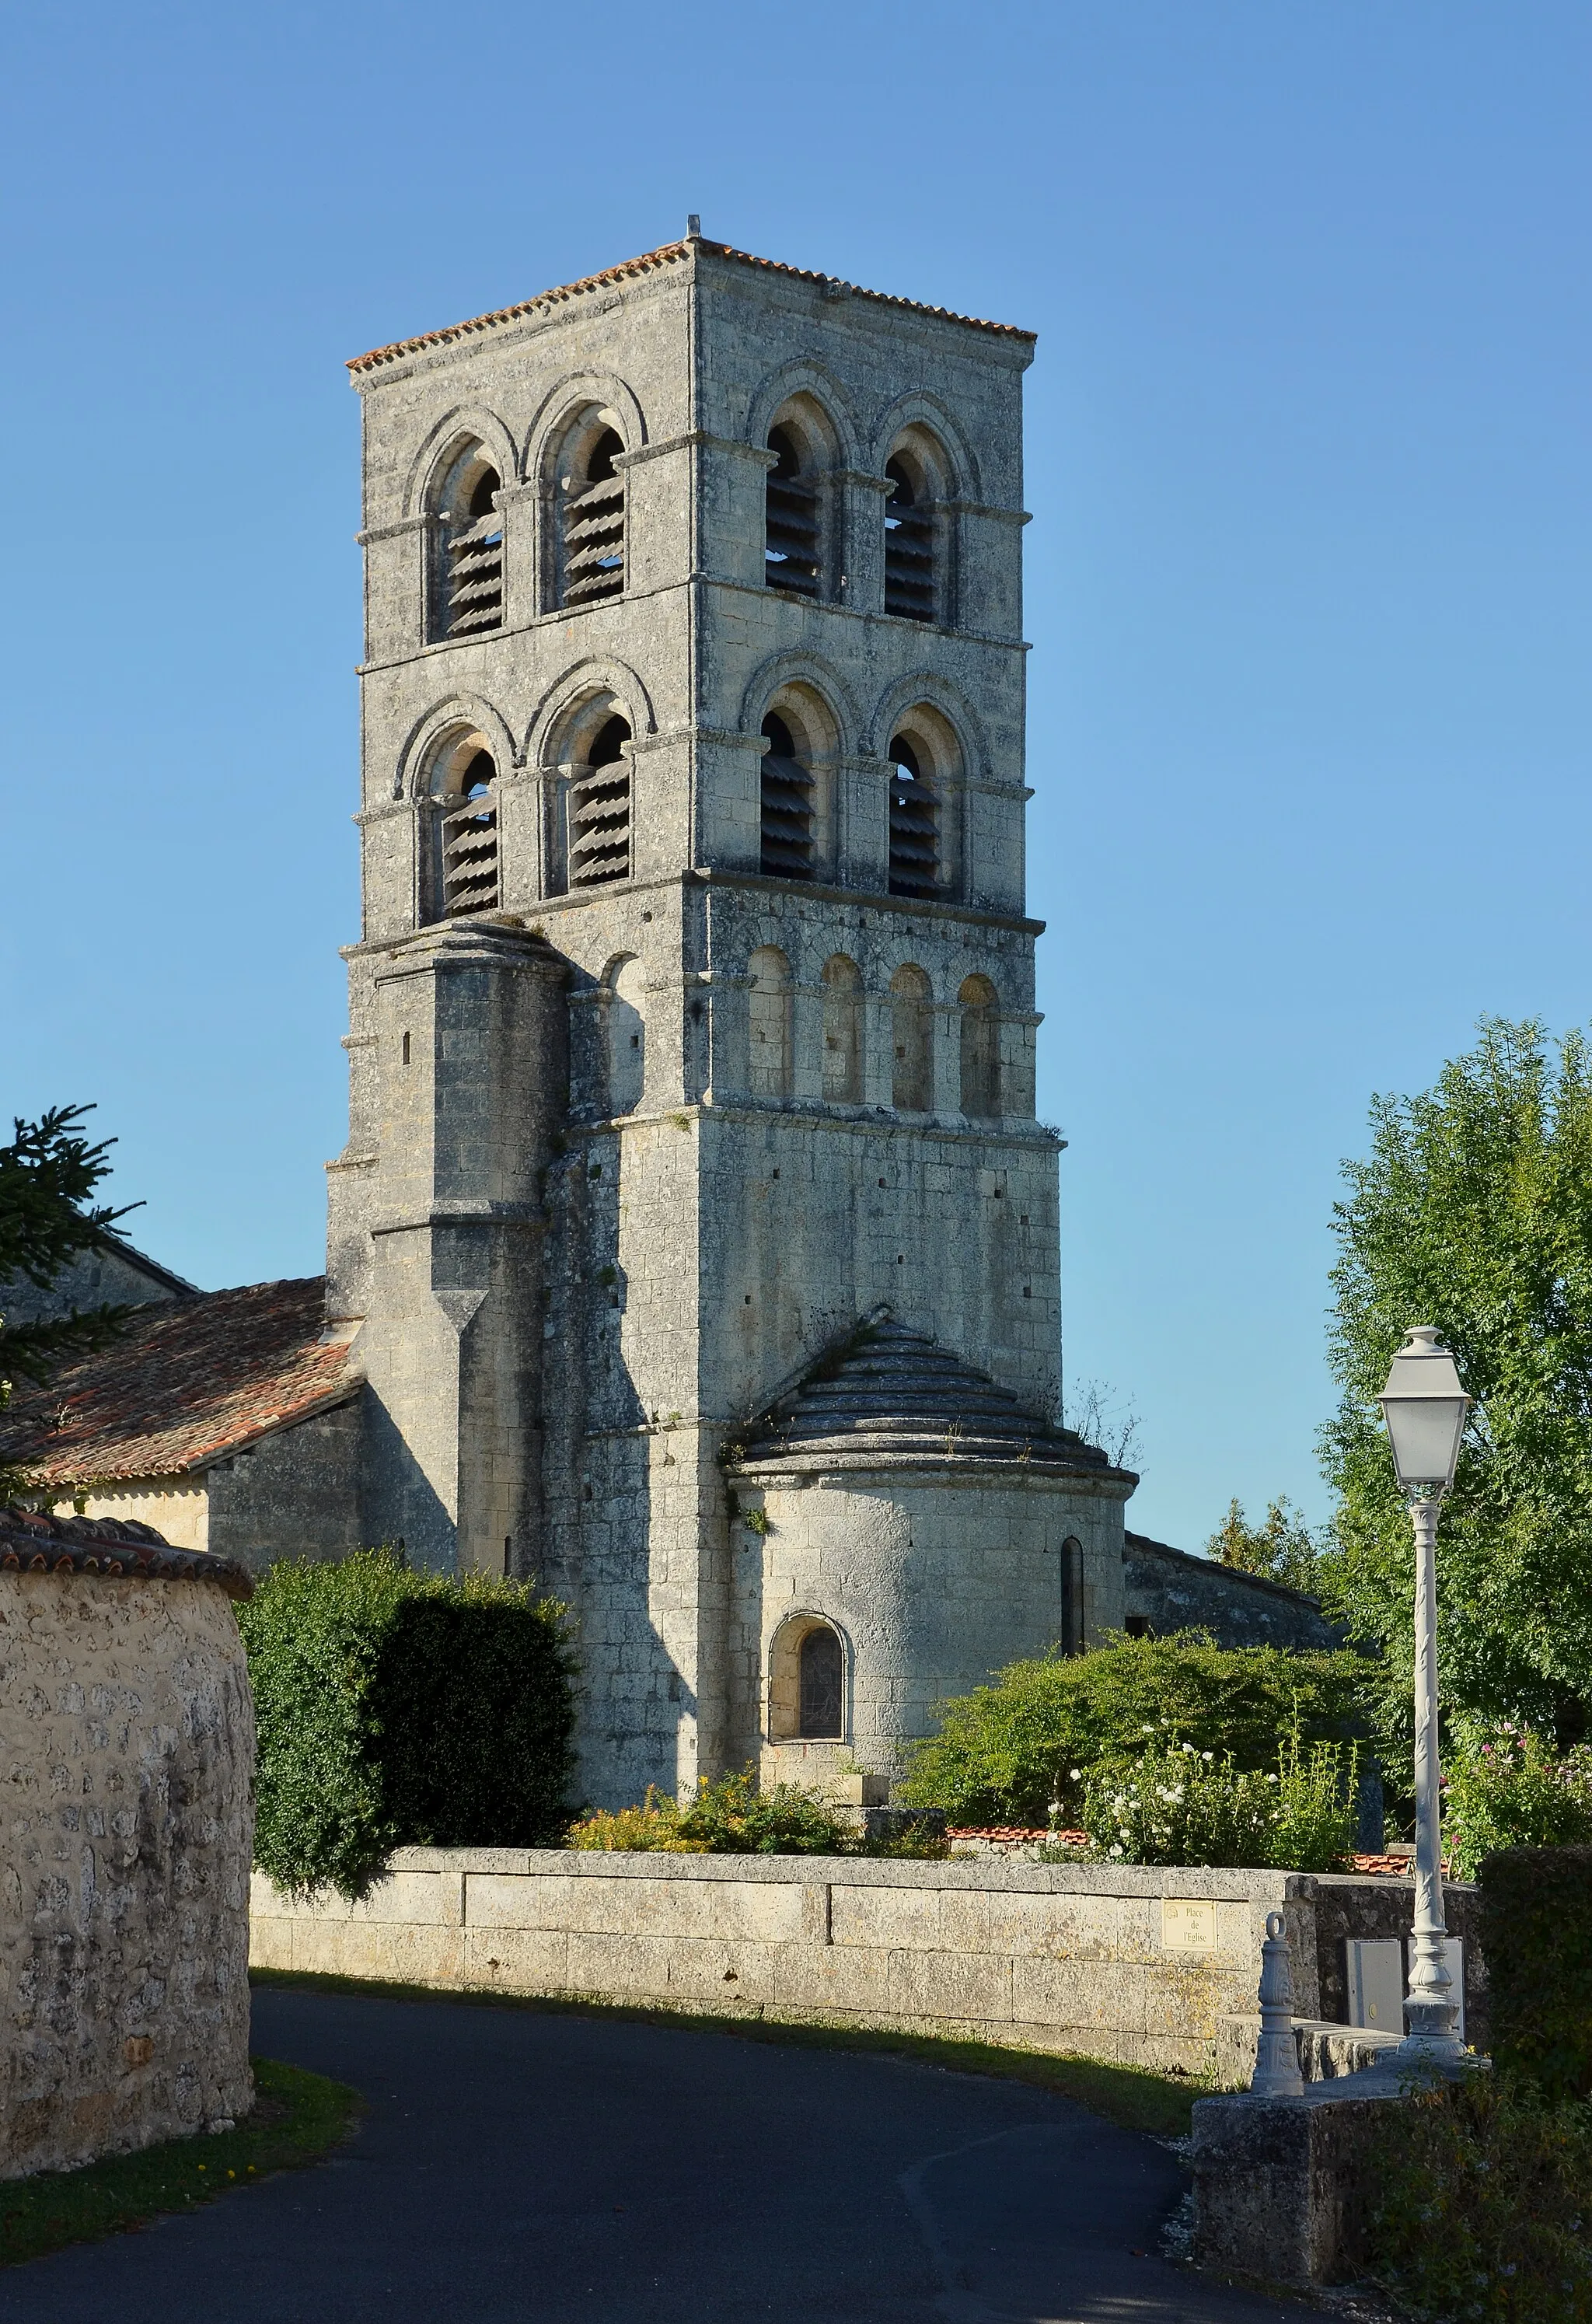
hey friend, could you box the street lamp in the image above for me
[1377,1325,1472,2068]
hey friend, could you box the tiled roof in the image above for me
[347,238,1033,375]
[0,1277,358,1487]
[728,1312,1125,1477]
[0,1507,253,1600]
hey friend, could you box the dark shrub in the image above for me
[1366,2071,1592,2322]
[1481,1845,1592,2101]
[899,1633,1371,1827]
[239,1550,575,1900]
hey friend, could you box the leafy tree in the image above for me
[1206,1494,1325,1593]
[0,1104,138,1495]
[1320,1016,1592,1756]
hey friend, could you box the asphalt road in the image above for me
[0,1987,1315,2323]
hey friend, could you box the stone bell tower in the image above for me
[328,229,1134,1807]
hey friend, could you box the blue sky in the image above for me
[2,2,1588,1549]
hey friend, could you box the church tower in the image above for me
[330,230,1133,1806]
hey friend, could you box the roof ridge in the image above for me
[347,239,1033,376]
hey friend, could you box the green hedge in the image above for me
[899,1634,1372,1827]
[1366,2071,1592,2323]
[1480,1846,1592,2100]
[239,1550,575,1901]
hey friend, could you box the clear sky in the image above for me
[2,2,1588,1550]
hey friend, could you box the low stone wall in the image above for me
[0,1513,257,2177]
[250,1848,1479,2075]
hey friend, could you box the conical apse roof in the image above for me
[728,1313,1120,1477]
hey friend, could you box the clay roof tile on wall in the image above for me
[347,239,1034,376]
[0,1277,358,1488]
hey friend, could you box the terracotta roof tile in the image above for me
[0,1506,253,1599]
[347,239,1032,375]
[0,1277,358,1487]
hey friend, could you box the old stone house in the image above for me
[1,232,1339,1806]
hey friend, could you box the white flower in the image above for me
[1069,1769,1082,1781]
[1203,1751,1213,1763]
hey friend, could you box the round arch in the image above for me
[745,358,862,470]
[869,389,981,499]
[395,696,517,800]
[525,657,657,766]
[402,406,518,519]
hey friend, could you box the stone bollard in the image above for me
[1251,1909,1304,2097]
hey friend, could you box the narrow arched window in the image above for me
[609,957,645,1114]
[958,975,1000,1117]
[884,455,936,622]
[798,1626,843,1739]
[426,732,499,921]
[889,736,937,899]
[558,427,626,608]
[760,713,815,879]
[765,425,821,599]
[821,955,863,1103]
[890,965,933,1112]
[569,715,631,887]
[431,443,504,641]
[748,946,793,1100]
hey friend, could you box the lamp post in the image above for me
[1377,1325,1472,2068]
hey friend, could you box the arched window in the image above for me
[888,735,937,899]
[747,946,793,1100]
[884,453,937,623]
[430,442,504,642]
[555,423,626,609]
[760,712,815,879]
[425,731,500,921]
[958,975,1000,1117]
[608,957,645,1114]
[821,954,863,1103]
[764,422,821,599]
[569,715,632,887]
[798,1627,843,1739]
[890,964,933,1112]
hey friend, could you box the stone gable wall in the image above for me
[0,1570,255,2176]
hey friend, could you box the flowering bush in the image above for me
[1074,1732,1358,1871]
[1444,1728,1592,1881]
[899,1633,1371,1826]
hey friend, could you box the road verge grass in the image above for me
[0,2057,361,2270]
[250,1965,1201,2137]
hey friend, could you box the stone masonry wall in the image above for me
[250,1848,1479,2079]
[0,1564,255,2175]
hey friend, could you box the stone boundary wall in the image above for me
[0,1514,257,2178]
[250,1849,1481,2076]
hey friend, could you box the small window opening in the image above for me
[438,748,499,917]
[1124,1616,1152,1640]
[442,466,504,640]
[400,1031,411,1065]
[559,428,626,609]
[884,456,936,623]
[760,711,815,879]
[764,426,820,599]
[889,736,938,899]
[570,715,632,887]
[798,1627,843,1739]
